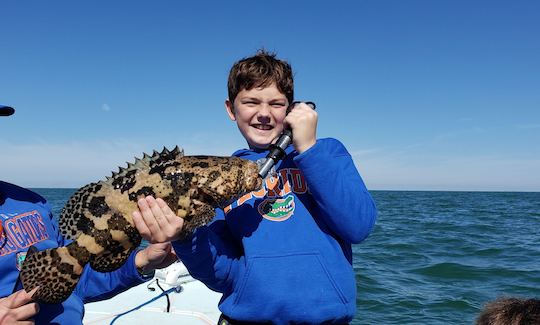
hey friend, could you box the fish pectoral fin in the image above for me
[20,244,87,304]
[90,247,134,272]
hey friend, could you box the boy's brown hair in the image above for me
[227,49,294,110]
[476,297,540,325]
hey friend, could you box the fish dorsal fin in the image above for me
[157,145,184,162]
[139,146,184,166]
[171,145,182,156]
[141,146,185,167]
[102,147,184,184]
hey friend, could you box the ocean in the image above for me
[33,189,540,324]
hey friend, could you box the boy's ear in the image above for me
[225,99,236,121]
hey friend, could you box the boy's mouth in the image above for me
[252,124,273,131]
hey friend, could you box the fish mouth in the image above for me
[196,187,220,208]
[216,162,262,209]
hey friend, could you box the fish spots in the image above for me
[191,161,210,168]
[128,186,156,201]
[149,158,179,177]
[67,242,91,265]
[59,183,101,240]
[88,196,109,218]
[108,213,141,246]
[20,248,83,304]
[112,169,138,193]
[207,170,221,183]
[77,233,105,255]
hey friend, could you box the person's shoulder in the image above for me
[231,148,252,157]
[314,138,350,156]
[318,137,345,147]
[0,181,47,204]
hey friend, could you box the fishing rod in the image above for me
[258,101,316,178]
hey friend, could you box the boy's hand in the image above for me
[132,196,184,243]
[0,288,40,324]
[134,242,177,275]
[284,102,318,154]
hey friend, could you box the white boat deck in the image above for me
[83,262,221,325]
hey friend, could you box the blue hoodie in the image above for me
[173,138,377,324]
[0,181,149,324]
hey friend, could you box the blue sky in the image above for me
[1,1,539,191]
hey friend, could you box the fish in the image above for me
[20,146,262,303]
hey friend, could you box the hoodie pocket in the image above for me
[232,252,349,316]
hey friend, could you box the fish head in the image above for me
[186,156,262,208]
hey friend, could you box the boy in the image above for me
[0,105,177,324]
[133,50,377,324]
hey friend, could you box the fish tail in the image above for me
[20,242,90,304]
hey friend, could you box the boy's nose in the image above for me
[257,113,271,124]
[256,104,271,121]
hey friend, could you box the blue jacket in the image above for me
[0,181,148,324]
[173,138,377,324]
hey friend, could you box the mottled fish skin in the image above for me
[20,146,262,304]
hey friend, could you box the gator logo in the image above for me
[16,251,27,271]
[258,195,295,222]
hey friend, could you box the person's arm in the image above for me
[284,103,377,244]
[294,138,377,244]
[0,289,39,324]
[133,197,241,293]
[171,213,243,292]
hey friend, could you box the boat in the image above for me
[83,261,221,325]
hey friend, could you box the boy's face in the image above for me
[226,83,289,150]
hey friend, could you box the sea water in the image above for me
[34,189,540,324]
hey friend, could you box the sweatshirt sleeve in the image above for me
[293,138,377,244]
[172,209,242,293]
[74,249,150,303]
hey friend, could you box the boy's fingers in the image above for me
[132,211,151,238]
[146,197,167,226]
[137,197,150,212]
[7,289,35,308]
[14,302,40,321]
[137,198,162,233]
[27,287,39,299]
[155,198,171,213]
[156,198,178,225]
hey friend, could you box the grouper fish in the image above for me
[20,146,262,303]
